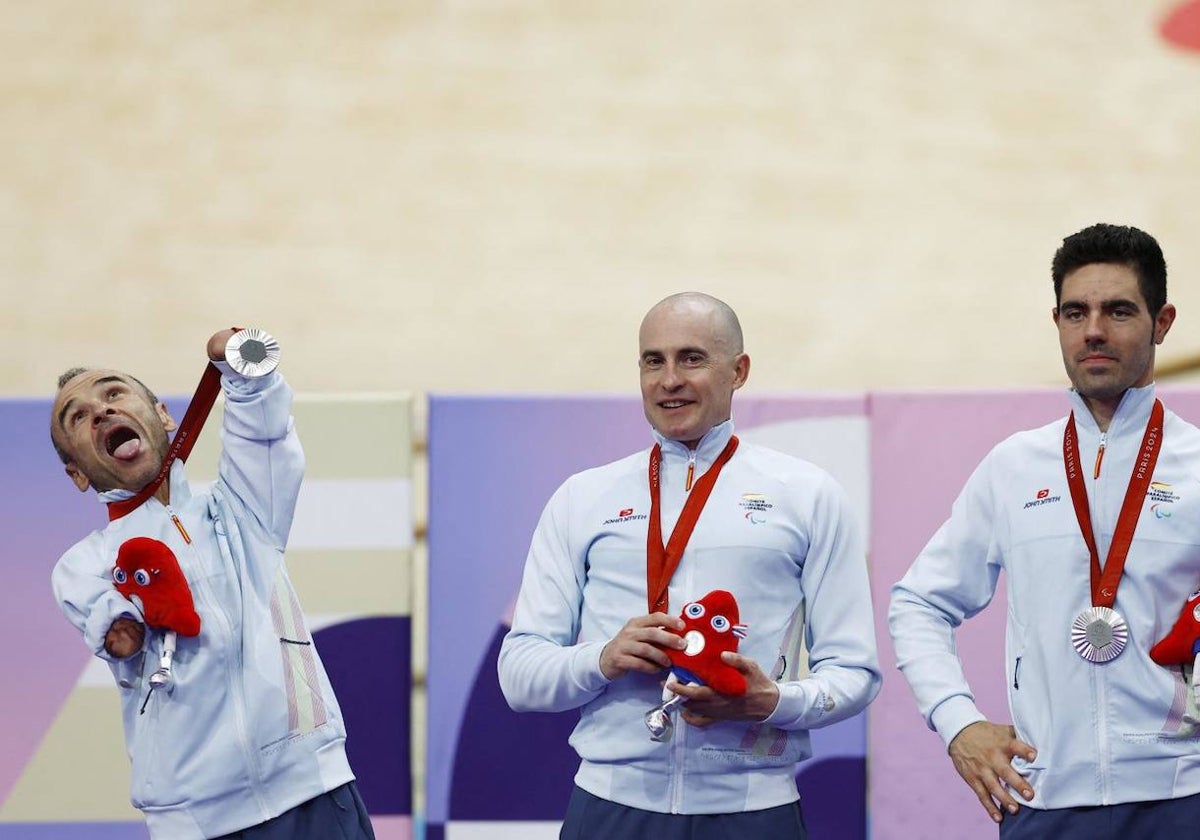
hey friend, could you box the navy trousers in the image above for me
[1000,791,1200,840]
[560,785,808,840]
[212,781,375,840]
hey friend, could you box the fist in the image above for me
[206,329,239,362]
[104,617,146,659]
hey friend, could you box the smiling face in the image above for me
[1053,262,1175,425]
[638,295,750,448]
[51,370,176,494]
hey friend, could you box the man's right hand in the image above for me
[104,617,146,658]
[948,720,1037,824]
[599,613,686,680]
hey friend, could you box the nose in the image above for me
[1083,311,1107,344]
[660,361,684,391]
[91,403,117,426]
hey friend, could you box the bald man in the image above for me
[498,293,881,840]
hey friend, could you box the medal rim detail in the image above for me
[1071,606,1128,663]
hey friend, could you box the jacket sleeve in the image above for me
[497,479,611,713]
[52,537,145,660]
[766,473,882,730]
[214,362,305,550]
[888,451,1003,748]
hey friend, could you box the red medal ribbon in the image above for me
[646,435,739,613]
[1063,399,1164,609]
[107,363,224,521]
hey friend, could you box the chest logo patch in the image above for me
[603,507,647,525]
[1023,487,1062,509]
[740,492,773,524]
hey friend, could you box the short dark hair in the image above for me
[1051,223,1167,315]
[51,368,160,464]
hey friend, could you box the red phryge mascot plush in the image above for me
[645,589,749,741]
[113,537,201,692]
[112,537,201,637]
[665,589,749,695]
[1150,586,1200,701]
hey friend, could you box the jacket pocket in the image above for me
[129,693,177,809]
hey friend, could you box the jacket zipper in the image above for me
[670,705,687,812]
[1083,427,1112,801]
[1013,656,1021,690]
[165,500,272,820]
[685,452,696,492]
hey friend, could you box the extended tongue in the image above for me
[113,438,142,461]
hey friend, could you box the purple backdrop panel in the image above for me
[426,395,647,828]
[314,617,412,814]
[426,394,870,833]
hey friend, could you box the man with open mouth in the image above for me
[49,329,374,840]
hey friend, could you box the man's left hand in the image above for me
[671,651,779,726]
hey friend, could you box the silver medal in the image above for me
[644,693,686,742]
[1070,606,1128,663]
[225,328,281,378]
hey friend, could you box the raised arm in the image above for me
[208,329,304,548]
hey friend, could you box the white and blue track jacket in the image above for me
[52,367,354,839]
[891,384,1200,809]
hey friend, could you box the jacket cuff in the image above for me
[762,680,817,729]
[572,640,613,692]
[214,360,277,396]
[931,695,987,749]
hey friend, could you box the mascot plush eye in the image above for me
[112,567,128,585]
[134,569,152,586]
[711,615,730,633]
[685,602,705,619]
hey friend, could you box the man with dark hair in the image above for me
[50,330,374,840]
[499,292,881,839]
[1051,223,1168,317]
[890,223,1200,837]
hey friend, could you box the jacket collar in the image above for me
[651,419,735,469]
[97,459,192,511]
[1066,383,1157,438]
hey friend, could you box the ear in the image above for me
[1153,304,1177,345]
[157,403,177,433]
[732,353,750,391]
[1051,306,1061,327]
[65,462,91,493]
